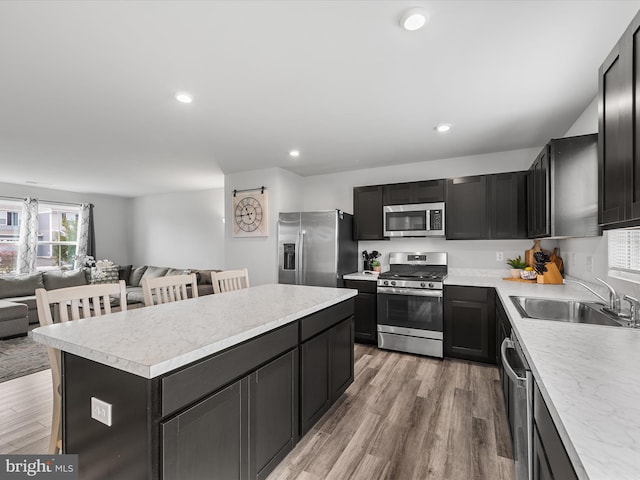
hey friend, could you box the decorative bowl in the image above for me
[520,270,537,280]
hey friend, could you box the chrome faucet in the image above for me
[623,295,640,328]
[596,277,624,315]
[566,278,625,316]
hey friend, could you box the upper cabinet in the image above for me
[527,147,551,238]
[353,185,386,240]
[383,180,445,205]
[490,172,528,239]
[528,135,599,238]
[599,10,640,228]
[445,175,489,239]
[446,172,527,240]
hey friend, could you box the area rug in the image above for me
[0,334,50,383]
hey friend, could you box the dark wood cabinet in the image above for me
[527,148,550,238]
[163,378,247,480]
[344,279,377,344]
[445,175,489,239]
[249,350,298,480]
[532,381,579,480]
[383,179,444,205]
[598,9,640,229]
[300,307,354,436]
[162,349,298,480]
[489,172,528,239]
[444,285,496,364]
[353,185,386,240]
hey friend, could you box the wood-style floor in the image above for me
[0,369,52,454]
[267,345,515,480]
[0,345,514,480]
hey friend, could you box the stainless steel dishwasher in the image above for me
[501,334,533,480]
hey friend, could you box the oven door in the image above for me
[377,286,443,334]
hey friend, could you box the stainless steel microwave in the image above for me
[383,202,445,237]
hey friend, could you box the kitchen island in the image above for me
[32,284,357,480]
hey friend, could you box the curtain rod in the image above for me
[0,195,84,207]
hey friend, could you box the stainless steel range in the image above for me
[377,252,447,358]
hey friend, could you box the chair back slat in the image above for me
[141,273,199,307]
[211,269,250,294]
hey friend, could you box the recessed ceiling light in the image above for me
[289,150,300,158]
[175,92,193,104]
[435,124,452,133]
[400,8,429,31]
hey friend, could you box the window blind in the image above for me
[609,229,640,273]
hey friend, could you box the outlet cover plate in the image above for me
[91,397,112,427]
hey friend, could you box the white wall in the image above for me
[301,147,542,272]
[0,181,131,265]
[130,188,225,269]
[302,148,540,213]
[224,168,303,286]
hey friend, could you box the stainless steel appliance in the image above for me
[383,202,445,237]
[501,334,533,480]
[377,252,447,357]
[278,210,357,288]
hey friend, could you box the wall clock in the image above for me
[232,188,269,237]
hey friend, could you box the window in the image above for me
[36,204,80,270]
[608,229,640,282]
[0,201,81,273]
[0,202,21,273]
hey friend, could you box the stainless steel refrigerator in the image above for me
[278,210,357,288]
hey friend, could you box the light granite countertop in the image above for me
[343,272,379,281]
[445,271,640,480]
[31,284,357,379]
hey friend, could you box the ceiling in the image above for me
[1,0,640,198]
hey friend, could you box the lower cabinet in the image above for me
[443,285,496,364]
[162,349,298,480]
[300,315,354,435]
[532,382,578,480]
[344,279,377,344]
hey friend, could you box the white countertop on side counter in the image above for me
[31,284,357,379]
[343,271,379,281]
[447,271,640,480]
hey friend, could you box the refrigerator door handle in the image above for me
[298,229,306,285]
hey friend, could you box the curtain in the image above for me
[75,203,95,267]
[16,197,39,274]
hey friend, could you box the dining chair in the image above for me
[141,273,199,307]
[211,269,250,294]
[35,280,128,454]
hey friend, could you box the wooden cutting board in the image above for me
[502,277,536,283]
[524,240,542,267]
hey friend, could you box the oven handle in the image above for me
[377,286,443,297]
[501,337,527,384]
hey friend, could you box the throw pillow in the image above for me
[141,266,169,279]
[166,268,192,276]
[118,265,132,283]
[129,266,148,287]
[90,266,120,285]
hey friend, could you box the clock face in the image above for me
[235,196,263,232]
[232,190,269,237]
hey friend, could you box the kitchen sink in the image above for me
[510,296,627,327]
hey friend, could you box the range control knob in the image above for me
[383,280,389,286]
[420,282,426,287]
[390,281,396,286]
[428,282,434,288]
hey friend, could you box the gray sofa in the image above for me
[0,265,220,331]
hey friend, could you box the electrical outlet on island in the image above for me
[496,252,504,262]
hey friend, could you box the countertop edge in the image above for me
[32,286,357,379]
